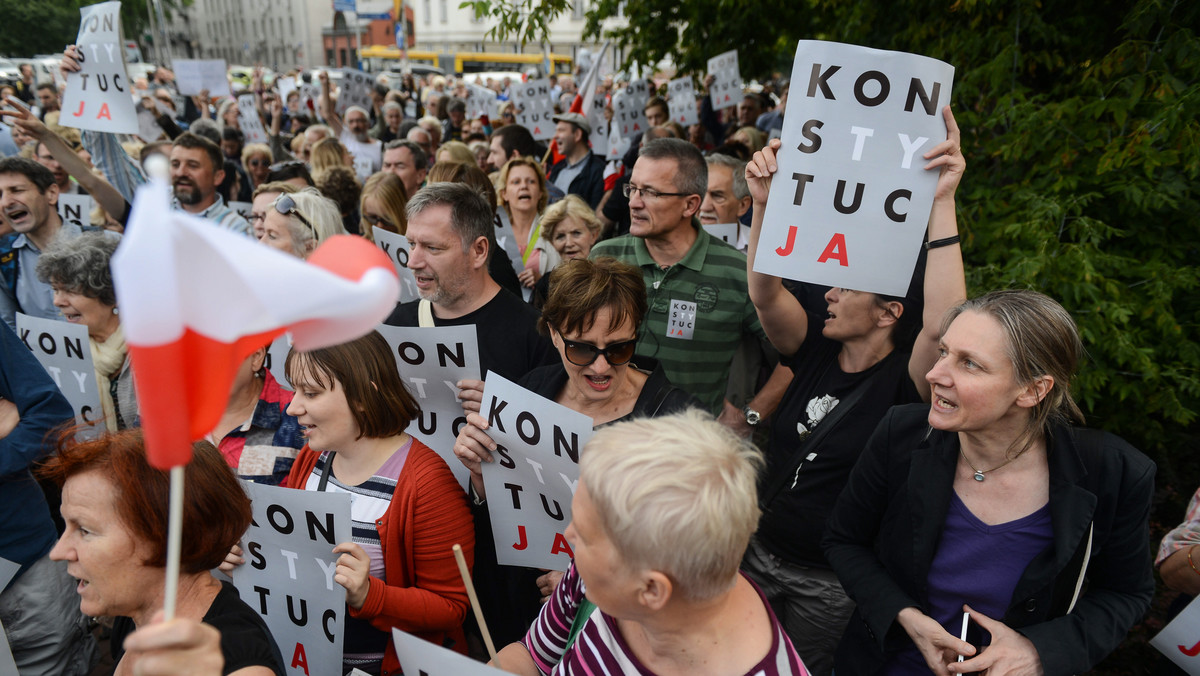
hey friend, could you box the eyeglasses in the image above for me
[274,194,314,233]
[623,183,691,201]
[363,212,395,229]
[247,158,269,167]
[561,337,638,367]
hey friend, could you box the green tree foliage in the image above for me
[0,0,185,58]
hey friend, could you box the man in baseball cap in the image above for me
[547,112,606,208]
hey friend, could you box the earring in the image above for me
[113,307,119,315]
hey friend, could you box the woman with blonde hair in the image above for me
[256,187,346,259]
[309,136,351,174]
[497,156,558,292]
[241,143,273,190]
[359,171,408,242]
[436,140,476,166]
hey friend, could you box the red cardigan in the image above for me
[287,438,475,676]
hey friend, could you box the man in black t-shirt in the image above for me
[384,182,552,648]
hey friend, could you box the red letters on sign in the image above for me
[817,233,849,266]
[775,225,798,257]
[551,532,574,557]
[291,642,309,674]
[1179,638,1200,657]
[513,524,528,550]
[97,103,111,120]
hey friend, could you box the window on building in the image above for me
[572,0,584,20]
[423,0,431,25]
[439,0,447,23]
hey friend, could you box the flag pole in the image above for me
[162,464,185,619]
[452,543,497,661]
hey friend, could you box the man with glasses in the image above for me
[590,138,784,432]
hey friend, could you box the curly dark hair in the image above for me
[313,165,362,217]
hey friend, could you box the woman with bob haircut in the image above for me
[824,289,1155,676]
[256,186,346,259]
[227,330,474,675]
[497,156,558,292]
[359,171,408,243]
[454,257,700,638]
[241,143,273,190]
[42,430,285,675]
[37,232,137,431]
[494,410,809,675]
[529,195,603,308]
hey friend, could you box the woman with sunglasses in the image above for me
[359,171,408,243]
[453,257,700,625]
[240,144,273,190]
[256,187,346,259]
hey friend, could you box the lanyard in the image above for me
[317,451,336,492]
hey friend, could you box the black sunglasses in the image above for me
[274,194,314,233]
[561,338,638,367]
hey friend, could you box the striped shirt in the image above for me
[171,194,252,236]
[591,229,767,415]
[524,563,809,676]
[303,441,413,671]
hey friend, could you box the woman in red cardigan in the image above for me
[237,330,474,676]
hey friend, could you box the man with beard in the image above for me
[317,71,382,174]
[168,133,250,235]
[0,158,84,326]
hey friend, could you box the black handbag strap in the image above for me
[758,371,879,511]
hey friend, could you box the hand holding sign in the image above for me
[333,542,371,610]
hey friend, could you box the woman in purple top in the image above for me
[492,410,809,676]
[824,290,1155,676]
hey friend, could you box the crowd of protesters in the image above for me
[0,43,1173,676]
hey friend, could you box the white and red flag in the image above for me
[112,176,400,469]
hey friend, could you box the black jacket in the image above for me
[823,404,1155,676]
[546,152,606,209]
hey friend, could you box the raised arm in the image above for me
[908,106,967,399]
[318,70,344,137]
[745,138,809,357]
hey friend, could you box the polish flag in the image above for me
[112,176,400,469]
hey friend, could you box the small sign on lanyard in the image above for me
[667,299,697,340]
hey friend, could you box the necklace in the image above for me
[959,448,1019,481]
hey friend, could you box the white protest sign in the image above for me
[228,200,253,224]
[667,77,699,127]
[263,333,293,391]
[337,69,374,116]
[60,2,138,135]
[233,482,351,676]
[465,83,497,120]
[371,227,420,303]
[605,122,630,161]
[374,324,480,488]
[612,80,650,138]
[353,155,374,182]
[57,193,96,230]
[238,94,269,145]
[708,50,742,111]
[586,94,609,158]
[512,77,556,140]
[392,627,513,676]
[174,59,230,97]
[479,373,591,570]
[702,222,748,251]
[0,558,17,676]
[277,76,297,103]
[15,313,104,439]
[1153,595,1200,674]
[753,40,953,297]
[298,82,320,115]
[136,106,164,142]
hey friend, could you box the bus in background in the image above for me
[362,47,572,80]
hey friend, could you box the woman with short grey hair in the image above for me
[36,231,137,430]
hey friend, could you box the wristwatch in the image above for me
[743,406,762,426]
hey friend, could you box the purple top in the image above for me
[524,562,810,675]
[886,492,1053,674]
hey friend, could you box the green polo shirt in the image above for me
[591,228,766,415]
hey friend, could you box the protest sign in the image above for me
[613,79,650,138]
[59,2,138,135]
[374,324,480,488]
[136,105,164,143]
[174,59,231,97]
[702,222,748,251]
[1153,595,1200,674]
[586,93,610,158]
[233,482,351,676]
[667,77,699,127]
[277,76,297,103]
[16,313,105,438]
[371,227,420,303]
[263,333,293,391]
[707,50,742,111]
[605,122,630,161]
[238,94,269,145]
[465,83,498,120]
[392,627,512,676]
[753,40,954,297]
[337,69,374,116]
[512,77,556,140]
[228,200,253,224]
[0,558,17,676]
[353,155,374,182]
[298,82,320,114]
[479,373,592,569]
[57,193,96,230]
